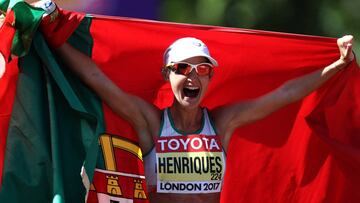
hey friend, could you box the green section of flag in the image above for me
[11,2,44,57]
[0,0,45,57]
[0,17,103,202]
[0,0,11,11]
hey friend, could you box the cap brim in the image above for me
[173,53,218,67]
[206,56,218,67]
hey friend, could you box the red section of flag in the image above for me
[91,169,147,201]
[0,12,18,185]
[90,134,148,202]
[0,59,18,185]
[90,16,360,202]
[40,9,85,48]
[113,140,145,175]
[2,9,358,202]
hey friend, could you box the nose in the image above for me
[187,68,198,79]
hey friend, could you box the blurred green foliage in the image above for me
[160,0,359,54]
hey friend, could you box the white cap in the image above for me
[164,37,218,66]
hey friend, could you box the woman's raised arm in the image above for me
[214,35,355,150]
[56,43,161,153]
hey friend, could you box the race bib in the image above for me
[155,134,225,193]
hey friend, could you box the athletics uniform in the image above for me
[143,108,226,194]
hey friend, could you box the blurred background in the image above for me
[26,0,359,54]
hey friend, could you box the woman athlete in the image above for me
[34,1,355,202]
[53,35,354,203]
[0,0,354,203]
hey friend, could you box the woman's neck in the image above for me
[170,103,203,134]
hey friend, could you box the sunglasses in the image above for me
[166,62,214,76]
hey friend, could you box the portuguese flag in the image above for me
[1,1,360,202]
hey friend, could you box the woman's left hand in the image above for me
[337,35,354,64]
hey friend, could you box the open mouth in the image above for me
[183,86,200,98]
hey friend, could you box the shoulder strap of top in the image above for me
[159,108,176,137]
[201,108,218,135]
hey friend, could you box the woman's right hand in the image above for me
[33,0,85,48]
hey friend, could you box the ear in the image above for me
[161,67,170,81]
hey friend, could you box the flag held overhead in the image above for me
[0,1,359,203]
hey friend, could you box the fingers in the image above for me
[338,35,353,49]
[337,35,355,63]
[33,0,57,17]
[345,43,352,57]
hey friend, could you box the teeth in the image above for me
[185,86,199,90]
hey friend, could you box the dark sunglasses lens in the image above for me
[175,63,191,75]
